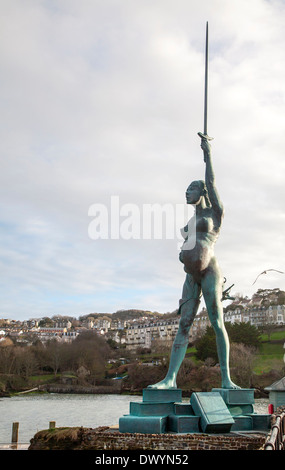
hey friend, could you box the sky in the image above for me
[0,0,285,320]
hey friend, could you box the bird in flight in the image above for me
[252,269,284,285]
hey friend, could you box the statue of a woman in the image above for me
[149,138,240,390]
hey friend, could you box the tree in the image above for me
[151,338,173,355]
[44,339,65,377]
[252,288,285,306]
[126,363,168,390]
[38,317,54,327]
[14,347,38,379]
[195,327,218,362]
[0,338,16,374]
[67,331,111,381]
[262,322,274,341]
[225,322,261,349]
[230,343,256,388]
[195,322,261,364]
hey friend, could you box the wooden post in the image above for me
[12,422,19,444]
[49,421,56,429]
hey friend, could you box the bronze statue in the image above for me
[149,23,240,390]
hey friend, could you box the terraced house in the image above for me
[126,303,285,350]
[125,310,210,351]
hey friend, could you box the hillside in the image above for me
[79,309,170,323]
[224,288,285,312]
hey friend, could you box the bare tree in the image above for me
[45,339,64,377]
[0,338,16,374]
[230,343,256,388]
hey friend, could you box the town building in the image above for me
[125,311,212,351]
[37,327,67,342]
[126,319,180,350]
[1,289,284,348]
[224,305,285,326]
[62,330,79,342]
[126,303,285,351]
[267,305,285,325]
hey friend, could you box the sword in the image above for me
[198,22,213,142]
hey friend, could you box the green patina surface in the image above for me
[119,388,271,434]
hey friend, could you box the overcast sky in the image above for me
[1,0,285,320]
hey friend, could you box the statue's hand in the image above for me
[201,138,211,161]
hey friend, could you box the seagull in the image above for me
[252,269,284,285]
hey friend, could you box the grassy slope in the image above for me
[185,331,285,374]
[254,330,285,374]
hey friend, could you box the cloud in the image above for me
[0,0,284,319]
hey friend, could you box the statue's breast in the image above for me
[196,216,213,233]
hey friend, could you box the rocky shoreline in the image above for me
[39,383,123,394]
[0,385,269,399]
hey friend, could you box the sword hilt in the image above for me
[198,132,213,141]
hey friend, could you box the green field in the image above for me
[254,330,285,374]
[186,331,285,375]
[260,330,285,342]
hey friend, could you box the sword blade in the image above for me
[204,21,209,136]
[198,21,213,141]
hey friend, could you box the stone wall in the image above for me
[40,383,122,394]
[29,426,266,451]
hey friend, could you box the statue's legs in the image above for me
[201,260,240,389]
[148,274,201,389]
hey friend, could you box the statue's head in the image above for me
[186,180,210,207]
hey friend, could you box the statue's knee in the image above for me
[179,317,191,333]
[211,317,224,333]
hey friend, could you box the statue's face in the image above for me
[186,182,203,205]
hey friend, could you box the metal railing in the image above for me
[264,409,285,450]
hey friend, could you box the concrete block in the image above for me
[190,392,234,433]
[143,388,182,403]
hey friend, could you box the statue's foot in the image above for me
[147,377,177,389]
[222,379,241,390]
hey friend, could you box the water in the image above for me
[0,394,269,445]
[0,393,142,445]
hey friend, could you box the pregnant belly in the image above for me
[180,242,213,274]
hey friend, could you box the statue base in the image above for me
[212,388,271,431]
[190,391,234,433]
[212,388,255,405]
[142,387,182,403]
[118,387,271,434]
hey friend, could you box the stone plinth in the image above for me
[212,388,255,405]
[118,387,271,435]
[168,415,200,433]
[130,401,175,416]
[212,387,271,432]
[142,388,182,403]
[119,388,183,434]
[119,415,168,434]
